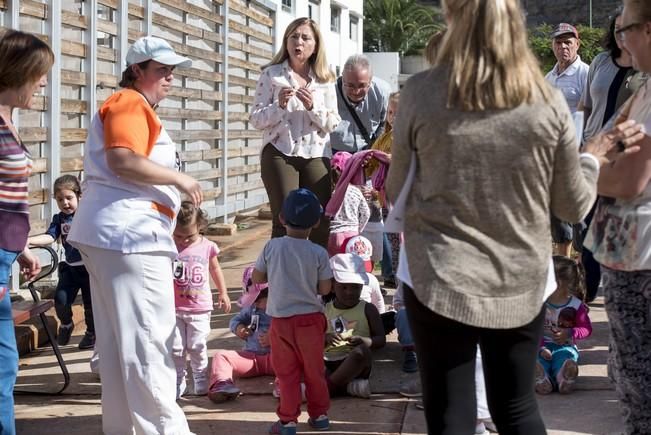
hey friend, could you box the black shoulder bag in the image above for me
[337,77,376,150]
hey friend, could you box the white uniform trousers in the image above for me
[78,245,191,435]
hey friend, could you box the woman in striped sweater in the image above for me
[0,30,53,435]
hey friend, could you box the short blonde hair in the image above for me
[264,18,335,83]
[437,0,552,111]
[0,30,54,93]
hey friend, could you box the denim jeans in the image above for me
[0,248,19,435]
[54,263,94,333]
[381,233,394,280]
[395,307,413,348]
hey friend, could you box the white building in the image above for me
[254,0,364,74]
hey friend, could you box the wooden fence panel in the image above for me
[0,0,274,233]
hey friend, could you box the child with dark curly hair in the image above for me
[535,256,592,395]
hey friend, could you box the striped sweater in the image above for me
[0,116,32,252]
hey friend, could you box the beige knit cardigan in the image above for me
[386,67,598,329]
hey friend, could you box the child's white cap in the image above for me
[330,253,369,285]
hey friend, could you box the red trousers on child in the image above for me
[270,313,330,423]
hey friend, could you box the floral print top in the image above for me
[250,60,341,159]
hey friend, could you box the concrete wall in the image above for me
[522,0,620,28]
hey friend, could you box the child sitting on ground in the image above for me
[172,201,231,398]
[207,265,273,403]
[324,253,386,398]
[29,175,95,349]
[341,235,385,314]
[535,256,592,395]
[253,188,333,435]
[328,151,370,256]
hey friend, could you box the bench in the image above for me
[12,245,70,395]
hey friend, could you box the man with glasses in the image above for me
[330,54,392,154]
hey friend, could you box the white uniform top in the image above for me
[68,89,181,256]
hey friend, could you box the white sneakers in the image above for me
[346,379,371,398]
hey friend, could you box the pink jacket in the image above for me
[326,150,391,217]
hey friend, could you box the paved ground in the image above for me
[13,218,625,434]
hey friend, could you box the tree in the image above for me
[363,0,443,56]
[529,24,606,73]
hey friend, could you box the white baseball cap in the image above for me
[126,36,192,68]
[330,253,370,285]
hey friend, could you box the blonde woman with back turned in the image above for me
[386,0,644,434]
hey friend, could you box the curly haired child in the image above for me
[535,256,592,394]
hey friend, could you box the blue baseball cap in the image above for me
[126,36,192,68]
[282,188,323,229]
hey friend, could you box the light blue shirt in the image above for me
[330,76,392,153]
[545,55,589,113]
[254,236,332,318]
[229,305,272,355]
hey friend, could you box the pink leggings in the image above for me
[328,231,358,257]
[209,349,274,387]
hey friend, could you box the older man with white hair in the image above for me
[331,54,392,154]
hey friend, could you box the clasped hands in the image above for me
[279,86,313,111]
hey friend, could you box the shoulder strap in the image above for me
[337,77,374,150]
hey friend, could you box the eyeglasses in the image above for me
[343,81,371,91]
[615,22,642,40]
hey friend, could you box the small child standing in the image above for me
[253,188,333,435]
[535,256,592,395]
[371,92,400,288]
[207,265,274,403]
[28,175,95,349]
[324,254,385,398]
[172,201,231,398]
[328,151,370,256]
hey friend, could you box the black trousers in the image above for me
[404,285,546,435]
[55,262,94,334]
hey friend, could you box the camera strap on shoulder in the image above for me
[337,77,374,150]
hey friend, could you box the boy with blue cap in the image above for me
[252,188,333,435]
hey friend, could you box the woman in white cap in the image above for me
[68,36,201,435]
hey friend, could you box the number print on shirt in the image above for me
[173,257,207,299]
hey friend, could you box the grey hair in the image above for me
[343,54,372,74]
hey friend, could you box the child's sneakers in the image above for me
[557,359,579,394]
[402,350,418,373]
[534,361,553,395]
[272,380,306,402]
[399,378,422,398]
[308,415,330,430]
[268,420,297,435]
[193,371,210,396]
[207,380,240,403]
[78,331,95,350]
[346,378,371,398]
[57,322,74,346]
